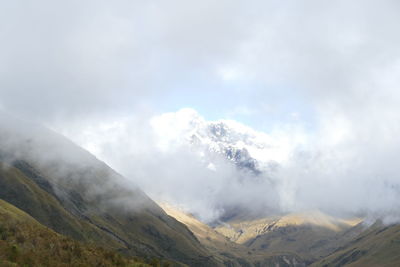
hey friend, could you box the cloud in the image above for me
[0,0,257,120]
[55,106,400,223]
[2,1,400,124]
[55,109,286,222]
[0,112,156,215]
[2,1,400,222]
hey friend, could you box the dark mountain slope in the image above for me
[0,117,219,266]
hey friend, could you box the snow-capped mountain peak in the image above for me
[150,108,295,173]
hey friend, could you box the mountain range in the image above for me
[1,116,400,266]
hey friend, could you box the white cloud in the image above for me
[2,0,400,222]
[55,104,400,222]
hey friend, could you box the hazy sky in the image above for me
[2,1,400,222]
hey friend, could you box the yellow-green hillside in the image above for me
[161,203,308,266]
[0,199,151,267]
[213,211,362,263]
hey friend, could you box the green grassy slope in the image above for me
[313,222,400,267]
[0,199,151,267]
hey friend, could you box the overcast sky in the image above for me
[2,1,400,222]
[2,0,400,128]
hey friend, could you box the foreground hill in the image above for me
[0,117,218,266]
[0,199,150,266]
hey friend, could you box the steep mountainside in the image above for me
[0,118,219,266]
[313,222,400,267]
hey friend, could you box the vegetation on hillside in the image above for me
[0,199,156,267]
[313,222,400,267]
[0,155,215,266]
